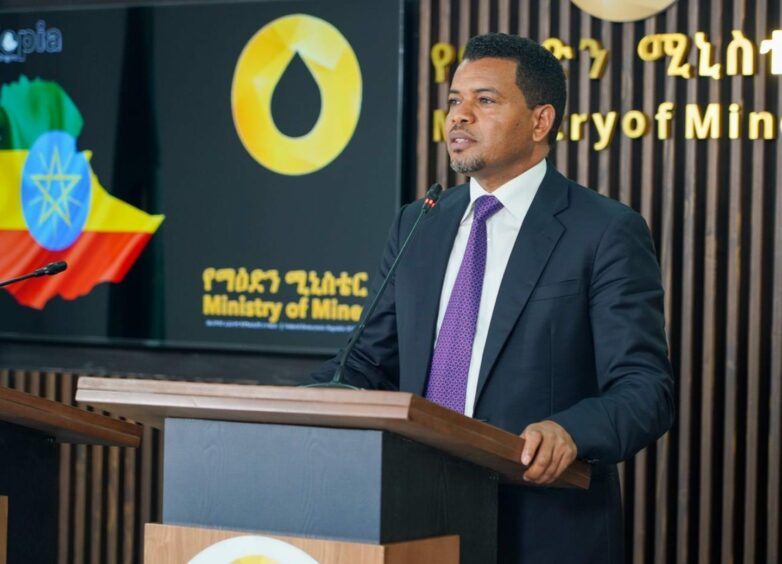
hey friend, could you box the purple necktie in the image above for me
[425,195,504,413]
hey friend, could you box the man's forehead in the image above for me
[450,58,520,92]
[449,85,502,94]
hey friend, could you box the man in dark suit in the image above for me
[314,33,674,563]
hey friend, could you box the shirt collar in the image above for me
[463,158,547,223]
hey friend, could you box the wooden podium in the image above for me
[0,385,142,564]
[76,377,591,563]
[144,523,459,563]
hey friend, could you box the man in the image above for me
[314,33,674,563]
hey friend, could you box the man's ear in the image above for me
[532,104,556,144]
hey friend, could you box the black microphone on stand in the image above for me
[306,183,444,389]
[0,261,68,288]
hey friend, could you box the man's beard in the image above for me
[450,154,485,174]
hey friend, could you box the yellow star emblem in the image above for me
[28,145,83,228]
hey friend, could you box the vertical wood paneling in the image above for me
[436,0,453,188]
[596,19,613,200]
[743,3,765,562]
[652,9,673,564]
[477,0,489,33]
[617,24,635,202]
[415,0,432,198]
[516,1,529,39]
[454,0,471,188]
[105,446,120,564]
[654,7,676,562]
[138,424,154,549]
[712,5,728,564]
[680,2,700,564]
[122,446,137,564]
[723,2,744,562]
[90,445,104,564]
[617,13,635,538]
[768,63,782,564]
[497,0,509,34]
[697,2,720,561]
[634,9,656,545]
[575,6,590,187]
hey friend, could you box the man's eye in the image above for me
[447,98,459,106]
[479,97,495,104]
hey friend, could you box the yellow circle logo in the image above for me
[231,14,362,176]
[189,535,319,563]
[571,0,676,23]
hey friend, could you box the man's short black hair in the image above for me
[463,33,566,146]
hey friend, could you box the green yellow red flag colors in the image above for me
[0,76,164,309]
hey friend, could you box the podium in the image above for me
[0,385,142,564]
[76,377,590,563]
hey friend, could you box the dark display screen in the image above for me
[0,0,405,354]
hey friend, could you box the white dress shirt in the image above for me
[434,158,547,417]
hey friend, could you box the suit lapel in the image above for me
[404,185,469,396]
[475,166,569,403]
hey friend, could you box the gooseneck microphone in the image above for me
[307,184,444,389]
[0,261,68,288]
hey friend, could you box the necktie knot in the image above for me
[473,195,503,223]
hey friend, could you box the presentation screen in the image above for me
[0,0,406,354]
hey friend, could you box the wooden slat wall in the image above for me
[0,370,161,564]
[414,1,781,563]
[1,0,781,562]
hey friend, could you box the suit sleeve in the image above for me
[310,206,406,390]
[548,210,675,463]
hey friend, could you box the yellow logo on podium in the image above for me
[189,535,319,563]
[231,14,362,176]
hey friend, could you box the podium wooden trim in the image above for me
[75,377,589,488]
[0,385,141,447]
[144,523,459,564]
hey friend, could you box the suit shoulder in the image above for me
[547,172,653,250]
[559,176,644,227]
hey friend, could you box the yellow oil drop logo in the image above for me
[231,14,362,176]
[189,535,319,563]
[571,0,676,23]
[230,557,277,564]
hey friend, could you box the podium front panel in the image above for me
[162,419,497,563]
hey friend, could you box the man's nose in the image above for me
[449,102,475,124]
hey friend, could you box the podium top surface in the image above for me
[0,385,142,447]
[75,377,590,489]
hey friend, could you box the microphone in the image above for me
[307,183,444,389]
[35,261,67,276]
[0,261,69,288]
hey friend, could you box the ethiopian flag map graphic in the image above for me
[0,76,164,309]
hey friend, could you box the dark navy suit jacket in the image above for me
[314,164,675,563]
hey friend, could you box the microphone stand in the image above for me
[306,184,443,390]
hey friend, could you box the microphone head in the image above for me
[423,183,443,211]
[44,261,68,276]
